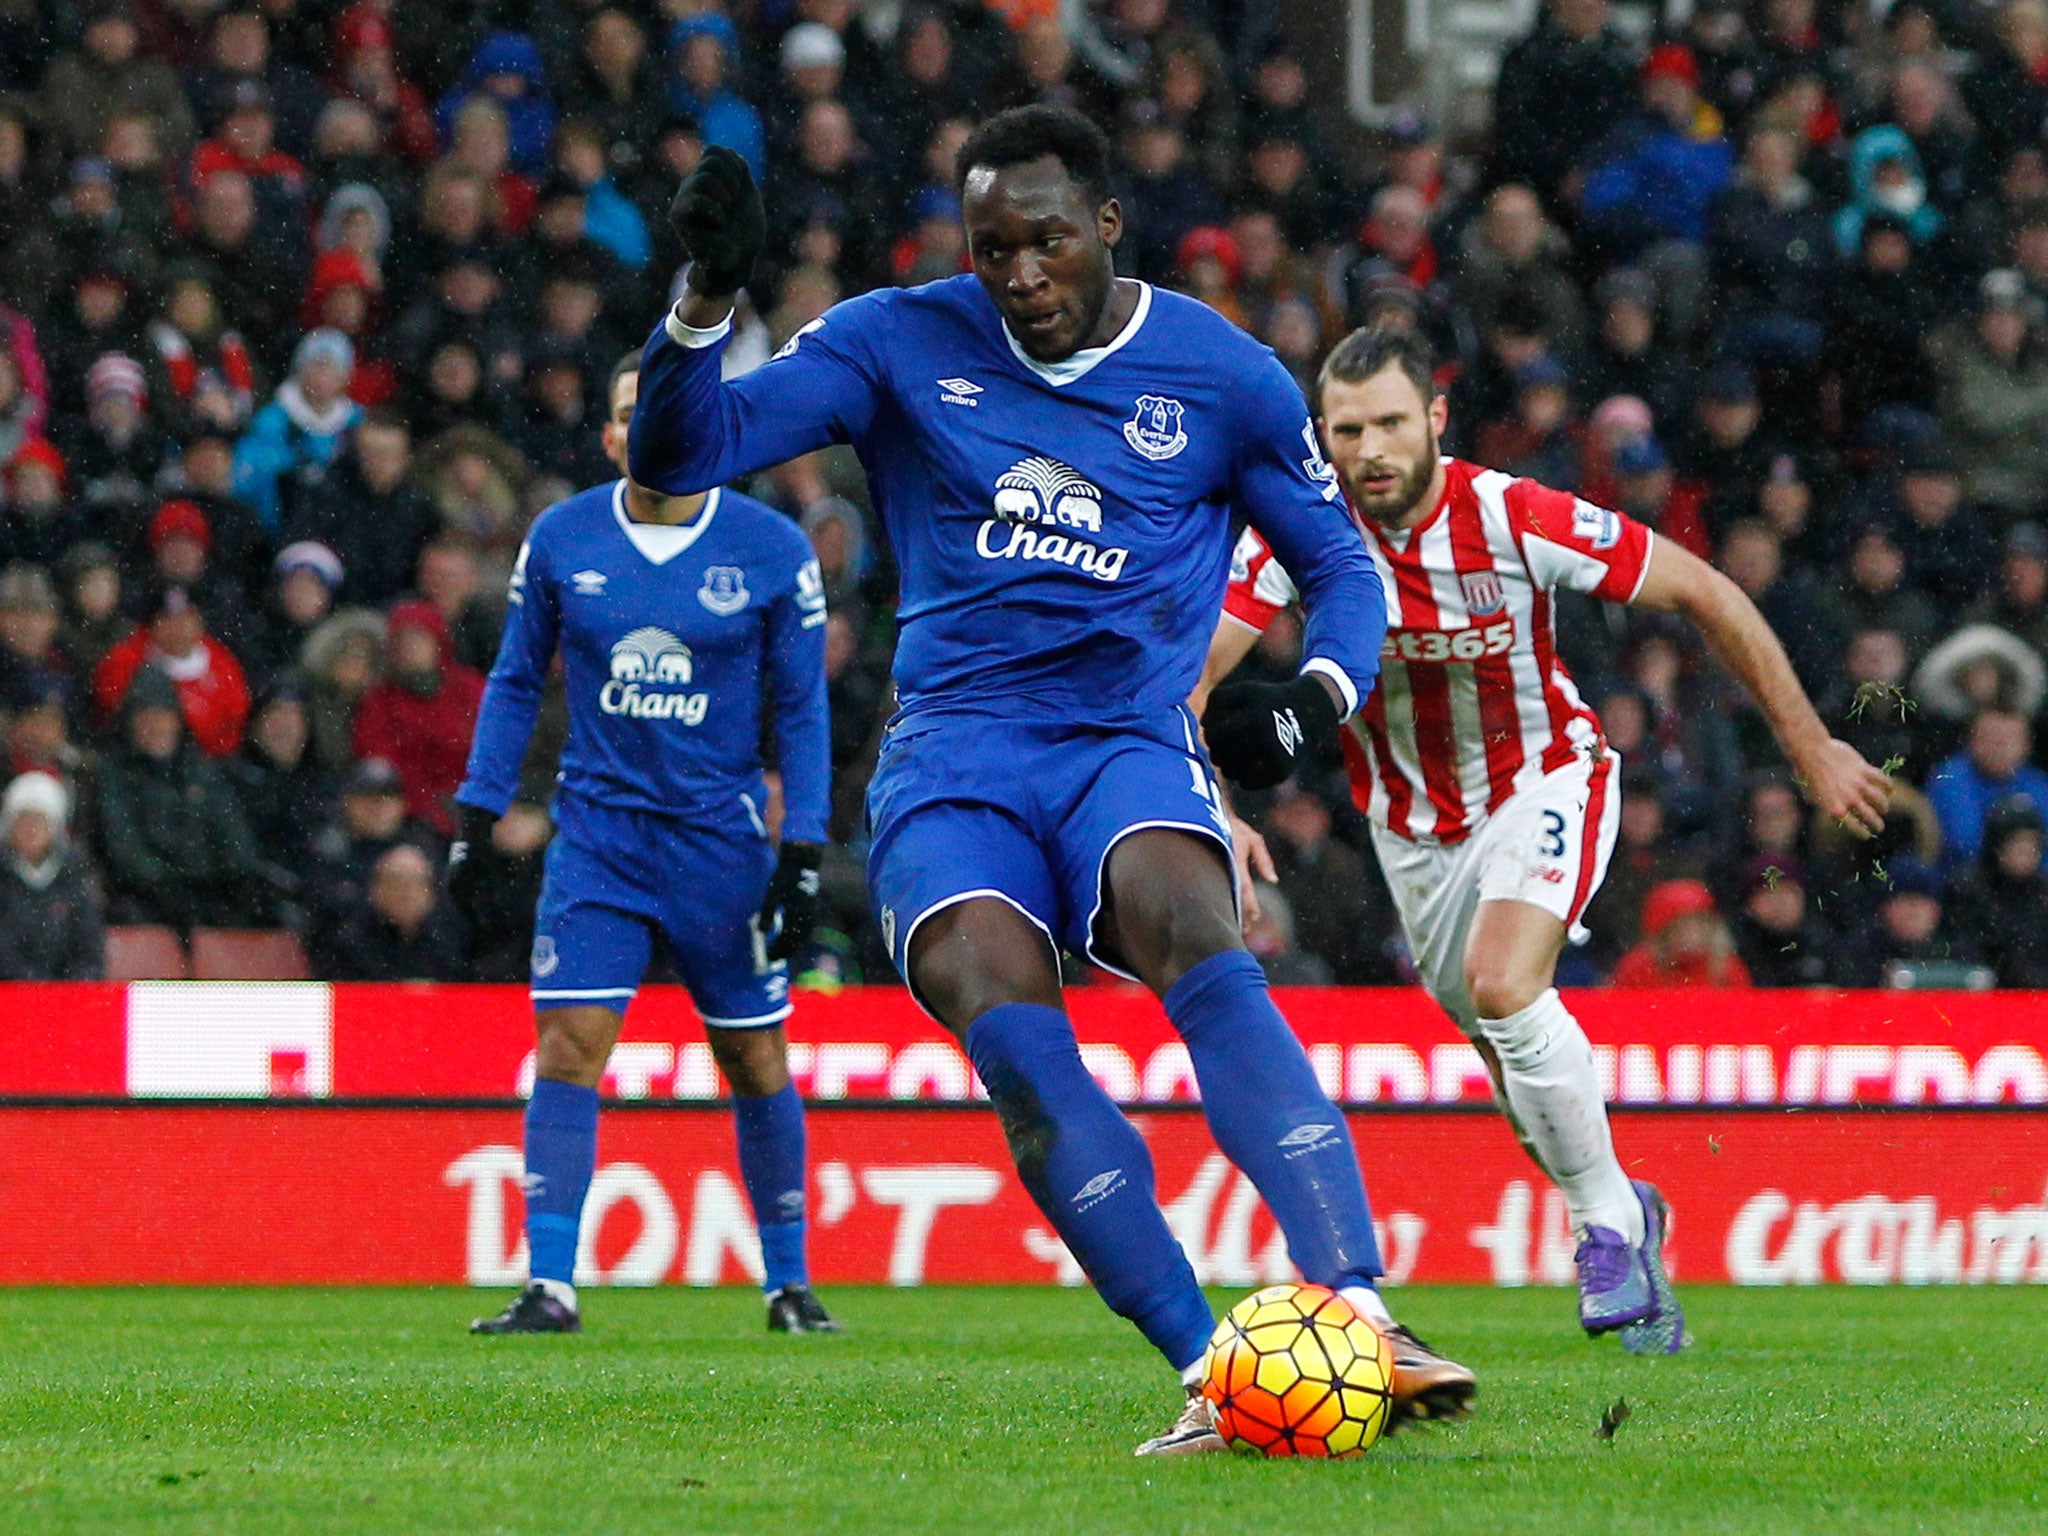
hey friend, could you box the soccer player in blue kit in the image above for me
[631,106,1475,1451]
[457,351,840,1337]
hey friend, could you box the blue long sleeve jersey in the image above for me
[455,480,831,843]
[628,277,1384,727]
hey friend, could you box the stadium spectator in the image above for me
[91,665,261,928]
[225,675,335,923]
[1926,708,2048,871]
[1835,858,1967,985]
[1729,855,1837,986]
[1947,795,2048,986]
[247,542,345,683]
[350,600,483,837]
[1492,0,1637,201]
[0,563,69,716]
[666,14,765,180]
[55,542,125,681]
[36,0,196,163]
[1258,786,1400,985]
[306,755,434,924]
[93,585,249,758]
[1929,270,2048,520]
[0,770,102,982]
[1580,771,1698,973]
[1610,878,1752,987]
[315,841,468,981]
[233,329,363,534]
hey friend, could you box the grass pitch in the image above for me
[0,1286,2042,1535]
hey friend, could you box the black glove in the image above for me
[1202,674,1341,791]
[757,840,823,963]
[668,145,765,299]
[446,803,498,930]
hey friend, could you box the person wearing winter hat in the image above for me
[0,770,103,980]
[247,541,346,682]
[91,585,251,757]
[232,327,364,532]
[349,599,484,836]
[91,663,262,929]
[1610,878,1752,986]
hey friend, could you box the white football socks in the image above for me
[1479,989,1643,1246]
[534,1277,578,1310]
[1339,1283,1394,1328]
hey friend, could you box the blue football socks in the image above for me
[1164,950,1384,1289]
[733,1082,810,1294]
[523,1077,600,1287]
[967,1002,1216,1371]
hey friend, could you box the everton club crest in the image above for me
[1123,394,1189,461]
[698,565,750,616]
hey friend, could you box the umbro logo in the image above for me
[939,377,982,406]
[1072,1168,1125,1204]
[571,569,608,596]
[1274,707,1303,757]
[1278,1123,1335,1148]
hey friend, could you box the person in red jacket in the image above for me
[1610,878,1753,987]
[92,585,250,757]
[350,598,483,835]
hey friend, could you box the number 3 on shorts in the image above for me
[1539,809,1567,859]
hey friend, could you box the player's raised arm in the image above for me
[627,147,886,494]
[1630,534,1891,835]
[1202,358,1385,790]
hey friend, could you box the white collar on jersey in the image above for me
[1002,282,1153,386]
[611,480,720,564]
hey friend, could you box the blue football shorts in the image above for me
[865,705,1237,1009]
[529,789,789,1027]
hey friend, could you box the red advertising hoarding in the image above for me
[2,1104,2042,1289]
[2,982,2047,1107]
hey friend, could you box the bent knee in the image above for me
[1463,962,1549,1025]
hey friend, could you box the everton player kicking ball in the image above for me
[1201,1283,1396,1458]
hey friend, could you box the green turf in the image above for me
[0,1286,2042,1536]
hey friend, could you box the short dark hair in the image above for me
[1316,325,1437,412]
[607,349,641,404]
[957,105,1112,207]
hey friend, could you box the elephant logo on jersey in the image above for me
[980,457,1130,582]
[1123,394,1188,461]
[609,627,693,683]
[698,566,750,616]
[993,456,1104,532]
[601,628,709,722]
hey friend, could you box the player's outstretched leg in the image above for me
[1109,831,1477,1426]
[912,899,1223,1455]
[710,1026,839,1334]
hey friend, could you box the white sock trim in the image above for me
[533,1277,578,1310]
[1179,1358,1207,1389]
[1340,1284,1394,1327]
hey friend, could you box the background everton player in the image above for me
[1204,327,1892,1353]
[629,105,1475,1453]
[456,352,837,1336]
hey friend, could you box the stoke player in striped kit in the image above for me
[1199,327,1891,1352]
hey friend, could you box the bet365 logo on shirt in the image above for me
[600,626,710,722]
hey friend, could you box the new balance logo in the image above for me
[1274,707,1303,756]
[938,378,982,406]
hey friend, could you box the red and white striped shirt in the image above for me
[1225,458,1653,843]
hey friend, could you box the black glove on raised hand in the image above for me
[446,803,498,930]
[668,145,765,299]
[1202,674,1341,791]
[758,840,824,963]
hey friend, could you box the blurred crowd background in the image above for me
[0,0,2042,991]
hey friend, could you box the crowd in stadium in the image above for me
[0,0,2045,990]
